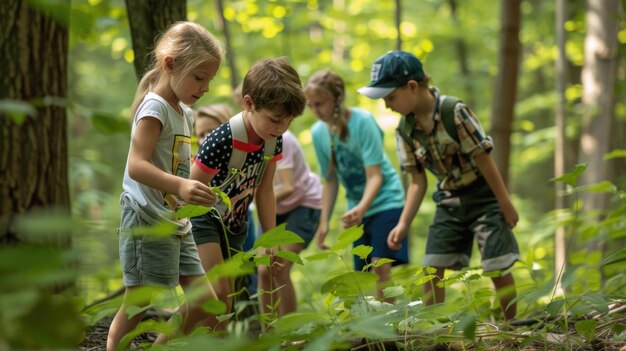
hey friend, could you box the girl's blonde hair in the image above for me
[131,21,223,114]
[303,70,349,140]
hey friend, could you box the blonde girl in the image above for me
[107,21,223,350]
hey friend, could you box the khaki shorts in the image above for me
[118,203,205,287]
[424,178,519,272]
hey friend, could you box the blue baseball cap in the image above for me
[358,50,425,99]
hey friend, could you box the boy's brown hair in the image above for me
[242,57,306,118]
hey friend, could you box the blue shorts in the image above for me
[276,206,321,248]
[424,178,520,272]
[118,203,205,287]
[353,207,408,271]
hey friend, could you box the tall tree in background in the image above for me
[0,1,70,244]
[489,0,521,187]
[216,0,239,89]
[448,0,476,108]
[125,0,186,80]
[554,0,568,295]
[394,0,402,50]
[578,0,621,212]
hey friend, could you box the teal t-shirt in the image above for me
[311,107,405,217]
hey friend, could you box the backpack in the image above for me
[212,113,276,218]
[225,113,276,185]
[397,95,461,152]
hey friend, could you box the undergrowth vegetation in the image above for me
[1,166,625,350]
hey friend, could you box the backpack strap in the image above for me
[440,95,461,143]
[397,113,417,153]
[227,113,248,172]
[226,113,276,187]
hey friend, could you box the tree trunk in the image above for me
[448,0,476,109]
[394,0,402,50]
[554,0,567,296]
[578,0,621,212]
[0,0,70,244]
[125,0,186,80]
[216,0,239,89]
[489,0,521,188]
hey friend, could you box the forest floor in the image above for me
[79,312,626,351]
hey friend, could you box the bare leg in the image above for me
[196,242,232,330]
[423,267,445,305]
[153,274,219,344]
[275,243,304,316]
[491,273,517,321]
[257,263,275,319]
[106,287,149,351]
[372,258,393,302]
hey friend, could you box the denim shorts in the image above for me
[118,203,205,287]
[191,214,248,258]
[424,178,520,272]
[354,207,408,271]
[276,206,321,248]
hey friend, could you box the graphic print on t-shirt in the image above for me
[333,142,366,202]
[164,134,192,213]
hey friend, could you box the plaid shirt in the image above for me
[396,88,493,190]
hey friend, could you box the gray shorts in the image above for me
[118,203,205,287]
[424,178,520,272]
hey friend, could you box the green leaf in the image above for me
[550,163,587,186]
[206,253,256,281]
[320,272,378,298]
[351,245,373,259]
[175,204,211,218]
[253,223,304,249]
[305,251,339,262]
[413,274,437,286]
[454,314,476,340]
[270,312,331,333]
[131,221,178,238]
[0,99,37,124]
[331,225,364,251]
[604,149,626,160]
[371,258,395,268]
[348,312,398,338]
[546,299,565,316]
[600,247,626,267]
[575,319,597,342]
[275,250,304,265]
[212,187,231,211]
[202,299,227,315]
[382,286,405,299]
[578,181,617,193]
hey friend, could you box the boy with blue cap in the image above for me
[359,51,520,321]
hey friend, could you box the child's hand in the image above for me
[341,207,363,228]
[502,203,519,228]
[387,223,408,251]
[179,179,216,207]
[315,223,330,250]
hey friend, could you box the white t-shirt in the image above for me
[121,92,194,233]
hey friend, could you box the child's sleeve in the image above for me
[456,105,494,159]
[194,124,231,175]
[357,116,385,167]
[311,123,335,180]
